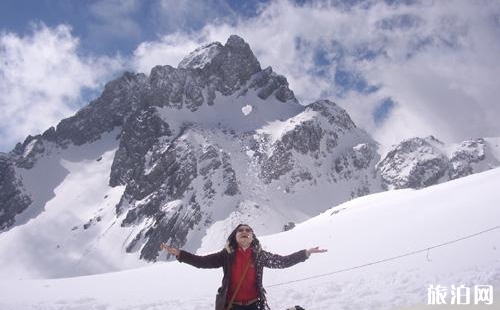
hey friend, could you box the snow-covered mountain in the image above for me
[1,167,499,310]
[378,136,500,189]
[0,35,499,279]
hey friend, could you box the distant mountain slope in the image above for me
[378,136,500,189]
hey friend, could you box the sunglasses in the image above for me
[237,227,253,233]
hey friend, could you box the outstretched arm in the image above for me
[160,243,224,269]
[260,247,327,269]
[306,246,328,256]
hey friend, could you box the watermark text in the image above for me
[428,285,493,305]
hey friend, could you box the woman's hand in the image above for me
[160,243,180,257]
[306,246,328,256]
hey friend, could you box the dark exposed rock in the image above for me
[307,99,356,131]
[258,100,370,185]
[281,121,324,155]
[449,138,486,179]
[138,195,202,261]
[55,72,147,147]
[109,107,172,187]
[283,222,295,231]
[260,144,295,184]
[222,153,239,196]
[0,154,32,230]
[13,136,47,169]
[377,136,448,189]
[335,143,379,179]
[119,135,198,226]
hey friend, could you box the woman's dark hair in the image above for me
[226,224,261,250]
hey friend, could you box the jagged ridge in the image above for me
[1,35,499,270]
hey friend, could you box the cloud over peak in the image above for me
[0,23,124,150]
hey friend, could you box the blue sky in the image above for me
[1,0,500,152]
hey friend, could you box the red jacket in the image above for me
[227,247,259,304]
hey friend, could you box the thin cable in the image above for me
[267,224,500,288]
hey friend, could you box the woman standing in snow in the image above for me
[161,224,327,310]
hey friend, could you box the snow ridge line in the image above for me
[267,224,500,288]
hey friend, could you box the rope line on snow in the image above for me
[267,224,500,288]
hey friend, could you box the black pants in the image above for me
[230,302,259,310]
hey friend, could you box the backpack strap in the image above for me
[225,258,253,310]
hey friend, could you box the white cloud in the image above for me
[3,0,499,152]
[131,0,500,148]
[359,0,500,146]
[132,33,203,74]
[0,23,124,151]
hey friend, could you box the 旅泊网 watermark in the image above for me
[428,284,493,305]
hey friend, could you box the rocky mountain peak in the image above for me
[225,34,248,49]
[177,35,261,94]
[306,99,357,131]
[376,136,500,190]
[178,42,223,69]
[377,136,448,189]
[1,35,499,275]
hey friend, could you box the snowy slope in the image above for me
[0,130,149,278]
[0,167,499,310]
